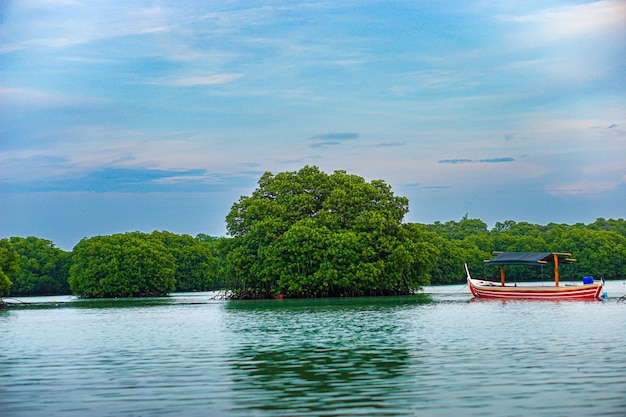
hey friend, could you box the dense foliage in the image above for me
[2,167,625,298]
[7,237,71,296]
[0,239,19,297]
[222,166,437,298]
[425,217,626,283]
[65,231,223,298]
[151,231,221,292]
[69,232,177,298]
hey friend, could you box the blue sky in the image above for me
[1,0,625,250]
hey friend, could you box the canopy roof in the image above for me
[485,252,575,266]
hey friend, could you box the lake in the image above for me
[2,281,626,417]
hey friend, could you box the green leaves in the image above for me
[0,239,19,297]
[6,237,71,296]
[69,232,176,298]
[5,166,625,298]
[424,218,626,283]
[151,231,221,292]
[223,166,430,298]
[66,231,224,298]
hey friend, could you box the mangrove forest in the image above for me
[1,166,625,299]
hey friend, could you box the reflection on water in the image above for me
[232,342,411,415]
[225,298,421,415]
[1,288,625,416]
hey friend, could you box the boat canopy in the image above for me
[485,252,576,266]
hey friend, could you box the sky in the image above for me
[1,0,625,250]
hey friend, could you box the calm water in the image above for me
[2,281,626,417]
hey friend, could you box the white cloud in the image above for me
[1,2,176,53]
[0,87,107,106]
[153,174,224,185]
[167,74,244,87]
[493,1,626,87]
[17,0,83,6]
[497,0,626,39]
[547,179,623,196]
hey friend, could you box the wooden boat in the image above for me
[466,252,604,300]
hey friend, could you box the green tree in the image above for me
[197,235,229,289]
[151,231,221,292]
[0,239,19,297]
[426,217,488,241]
[223,166,434,298]
[7,236,71,296]
[69,232,176,298]
[489,221,548,254]
[196,234,220,243]
[587,218,626,238]
[551,226,626,280]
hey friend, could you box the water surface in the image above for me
[2,282,625,416]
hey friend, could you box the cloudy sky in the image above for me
[1,0,625,250]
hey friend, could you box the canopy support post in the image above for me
[553,253,560,287]
[500,265,505,287]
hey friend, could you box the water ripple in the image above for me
[1,292,625,416]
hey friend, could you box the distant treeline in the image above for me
[1,218,624,299]
[1,166,625,299]
[0,232,223,298]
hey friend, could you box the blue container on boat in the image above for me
[583,276,594,284]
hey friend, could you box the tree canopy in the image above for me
[7,236,71,296]
[151,231,221,292]
[425,218,626,283]
[2,166,625,298]
[0,239,19,297]
[69,232,176,298]
[222,166,436,298]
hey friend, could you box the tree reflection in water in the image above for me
[224,297,427,415]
